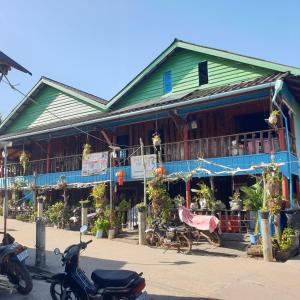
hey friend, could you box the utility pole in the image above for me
[0,141,12,240]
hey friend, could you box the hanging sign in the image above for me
[82,152,108,176]
[131,154,157,179]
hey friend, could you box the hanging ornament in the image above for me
[116,170,125,185]
[155,165,166,177]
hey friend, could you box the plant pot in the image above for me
[268,115,277,126]
[96,230,103,238]
[108,229,115,239]
[260,211,269,219]
[249,233,259,245]
[230,202,242,211]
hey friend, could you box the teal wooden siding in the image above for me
[4,86,104,134]
[113,48,273,109]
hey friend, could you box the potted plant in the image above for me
[82,143,91,160]
[268,110,280,126]
[147,177,173,223]
[229,191,242,211]
[192,183,216,211]
[91,183,107,208]
[273,227,299,261]
[152,133,161,149]
[93,217,109,238]
[241,181,263,244]
[19,151,29,175]
[136,202,147,212]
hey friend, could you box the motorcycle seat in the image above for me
[91,269,138,288]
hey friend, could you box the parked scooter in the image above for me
[50,225,149,300]
[145,221,192,254]
[0,232,33,294]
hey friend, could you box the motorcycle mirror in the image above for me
[54,248,61,255]
[80,225,88,234]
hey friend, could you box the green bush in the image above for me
[16,213,29,222]
[44,202,65,226]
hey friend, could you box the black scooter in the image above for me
[50,225,149,300]
[0,232,33,295]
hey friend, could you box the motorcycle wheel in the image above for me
[177,234,192,254]
[7,260,33,295]
[50,281,85,300]
[145,232,160,247]
[206,231,222,247]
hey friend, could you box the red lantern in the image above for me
[155,166,166,177]
[116,170,125,185]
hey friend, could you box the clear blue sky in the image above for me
[1,0,300,119]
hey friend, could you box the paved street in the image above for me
[1,217,300,300]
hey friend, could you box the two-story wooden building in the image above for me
[1,39,300,210]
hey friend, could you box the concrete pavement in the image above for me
[1,217,300,300]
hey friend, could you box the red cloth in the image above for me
[178,206,219,233]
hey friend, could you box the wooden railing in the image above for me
[2,128,294,177]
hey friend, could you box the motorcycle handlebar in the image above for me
[86,240,93,245]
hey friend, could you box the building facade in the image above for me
[1,39,300,211]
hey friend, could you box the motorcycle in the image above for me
[0,231,33,295]
[178,206,222,247]
[145,221,192,254]
[50,225,149,300]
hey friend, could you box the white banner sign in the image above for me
[131,154,157,179]
[82,152,108,176]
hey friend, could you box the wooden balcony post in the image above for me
[282,175,290,208]
[296,177,300,202]
[46,138,51,173]
[278,128,286,151]
[183,123,191,208]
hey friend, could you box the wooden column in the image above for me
[184,123,191,208]
[296,177,300,202]
[278,128,286,151]
[282,175,290,208]
[46,138,51,173]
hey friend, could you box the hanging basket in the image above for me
[152,134,161,147]
[19,151,29,174]
[268,110,280,126]
[82,143,91,160]
[116,170,125,185]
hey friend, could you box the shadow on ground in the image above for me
[151,295,220,300]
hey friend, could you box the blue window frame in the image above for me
[163,71,172,94]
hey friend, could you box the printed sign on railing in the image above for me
[130,154,157,179]
[82,152,108,176]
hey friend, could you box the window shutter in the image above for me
[163,71,172,94]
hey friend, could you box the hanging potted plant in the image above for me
[152,132,161,148]
[19,151,29,175]
[268,110,280,126]
[82,143,91,160]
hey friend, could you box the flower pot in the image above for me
[249,233,259,245]
[108,229,115,239]
[96,230,103,238]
